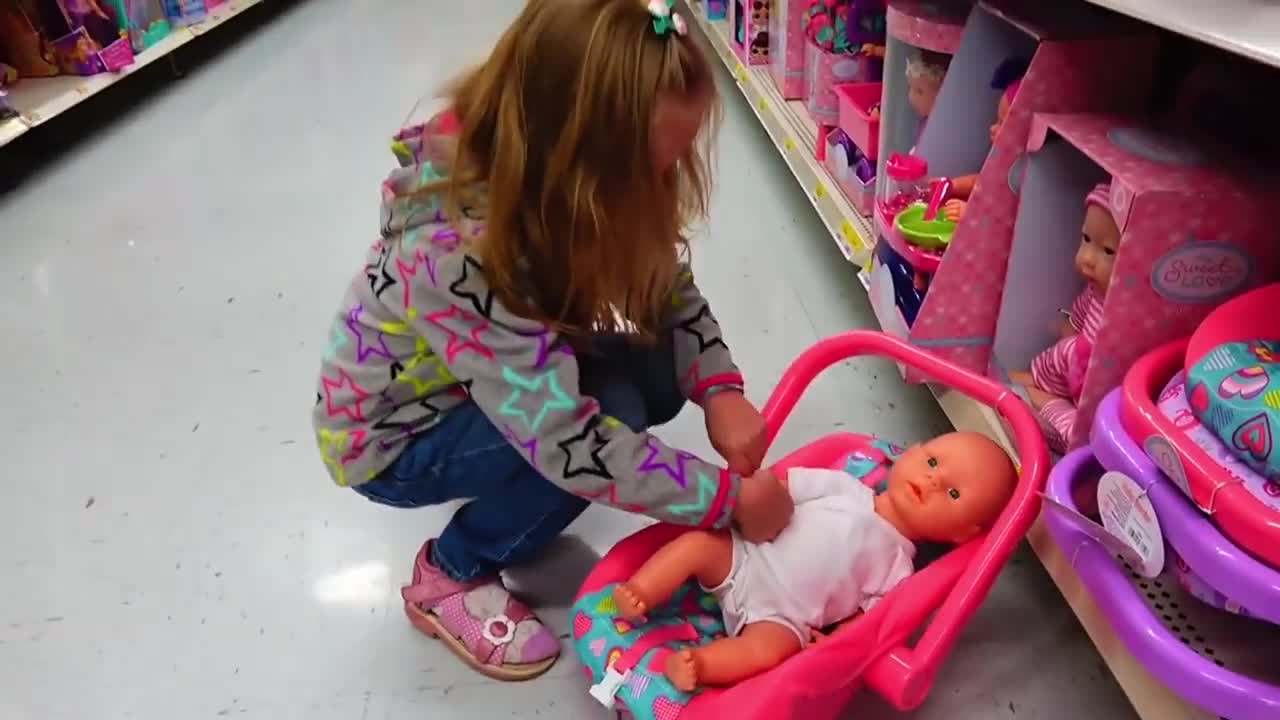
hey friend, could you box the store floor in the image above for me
[0,1,1136,718]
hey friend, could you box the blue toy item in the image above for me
[1186,340,1280,482]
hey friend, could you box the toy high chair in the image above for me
[572,331,1050,720]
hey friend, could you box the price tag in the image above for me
[840,220,866,252]
[734,64,748,82]
[783,137,797,152]
[814,182,827,199]
[758,97,769,111]
[1098,471,1164,578]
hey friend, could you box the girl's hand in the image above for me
[733,469,793,543]
[942,198,966,223]
[705,391,767,476]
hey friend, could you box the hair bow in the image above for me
[648,0,687,36]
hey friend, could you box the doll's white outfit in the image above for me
[702,468,916,647]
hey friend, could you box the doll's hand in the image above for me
[733,469,793,543]
[705,390,768,476]
[948,174,978,198]
[943,199,966,223]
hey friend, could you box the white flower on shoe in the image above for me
[481,614,517,646]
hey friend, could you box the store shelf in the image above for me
[1082,0,1280,71]
[0,0,263,148]
[689,4,1216,720]
[689,7,874,270]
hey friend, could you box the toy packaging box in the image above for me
[992,113,1280,449]
[9,0,136,76]
[111,0,171,52]
[730,0,770,65]
[769,0,808,99]
[162,0,205,27]
[868,0,1159,382]
[705,0,727,21]
[805,40,877,127]
[874,0,967,177]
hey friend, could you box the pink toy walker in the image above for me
[573,331,1049,719]
[1124,340,1280,569]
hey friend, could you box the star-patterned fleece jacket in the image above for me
[311,117,744,529]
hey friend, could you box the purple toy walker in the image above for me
[1044,389,1280,719]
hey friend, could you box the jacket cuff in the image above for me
[691,372,745,406]
[698,469,739,530]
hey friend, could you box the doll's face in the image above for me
[881,432,1016,544]
[751,0,769,24]
[989,94,1011,144]
[1075,205,1121,293]
[907,73,943,118]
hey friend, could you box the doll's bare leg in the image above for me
[1024,385,1065,411]
[1008,369,1034,387]
[614,530,733,619]
[665,621,802,691]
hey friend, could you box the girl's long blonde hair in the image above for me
[440,0,718,341]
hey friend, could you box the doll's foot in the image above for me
[664,648,701,692]
[613,582,650,620]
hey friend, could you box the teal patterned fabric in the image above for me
[1187,341,1280,481]
[571,581,724,720]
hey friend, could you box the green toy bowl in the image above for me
[893,203,956,251]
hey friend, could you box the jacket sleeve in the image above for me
[664,262,745,404]
[402,249,740,529]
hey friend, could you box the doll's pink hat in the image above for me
[1085,183,1112,214]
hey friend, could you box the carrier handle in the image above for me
[760,331,1050,709]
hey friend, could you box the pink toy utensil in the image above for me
[923,178,951,221]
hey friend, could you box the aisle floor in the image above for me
[0,1,1136,718]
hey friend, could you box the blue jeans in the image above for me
[355,335,686,581]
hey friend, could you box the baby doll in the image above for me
[905,50,949,149]
[613,431,1017,691]
[943,58,1028,223]
[1009,184,1119,452]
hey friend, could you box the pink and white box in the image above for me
[992,113,1280,449]
[805,41,875,128]
[868,0,1159,382]
[770,0,809,99]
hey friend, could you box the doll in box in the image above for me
[943,58,1029,222]
[612,431,1016,691]
[1009,184,1118,452]
[905,49,949,149]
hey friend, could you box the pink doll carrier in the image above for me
[572,331,1049,720]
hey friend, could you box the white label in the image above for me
[1097,471,1165,578]
[1041,494,1144,569]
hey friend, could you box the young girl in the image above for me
[312,0,791,682]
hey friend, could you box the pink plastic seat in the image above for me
[574,331,1049,719]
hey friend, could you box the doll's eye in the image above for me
[948,488,961,500]
[927,457,938,468]
[1103,247,1116,256]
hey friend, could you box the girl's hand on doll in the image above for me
[705,390,768,476]
[733,468,793,543]
[942,199,966,223]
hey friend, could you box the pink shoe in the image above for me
[401,541,560,681]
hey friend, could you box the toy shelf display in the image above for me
[689,1,1280,719]
[0,0,261,148]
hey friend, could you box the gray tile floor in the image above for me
[0,1,1137,718]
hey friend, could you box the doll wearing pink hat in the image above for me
[1009,184,1119,452]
